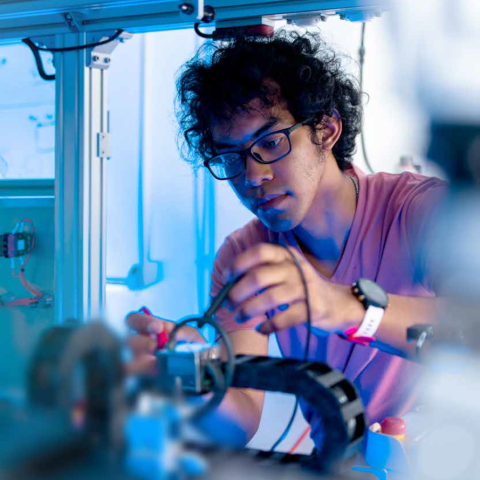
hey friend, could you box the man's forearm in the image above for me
[193,387,264,447]
[373,294,443,358]
[340,287,443,359]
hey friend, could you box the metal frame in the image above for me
[54,32,108,322]
[0,0,388,40]
[0,0,387,324]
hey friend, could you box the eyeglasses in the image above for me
[204,119,312,180]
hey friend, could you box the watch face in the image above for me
[357,278,389,308]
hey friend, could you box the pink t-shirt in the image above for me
[210,167,447,444]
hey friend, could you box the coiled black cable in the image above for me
[166,245,312,442]
[166,277,239,421]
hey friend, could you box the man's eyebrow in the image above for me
[213,118,279,150]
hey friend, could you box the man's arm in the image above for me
[226,243,445,361]
[337,286,444,358]
[199,330,267,445]
[126,312,268,447]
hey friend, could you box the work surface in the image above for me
[192,445,375,480]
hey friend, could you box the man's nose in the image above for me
[244,153,274,187]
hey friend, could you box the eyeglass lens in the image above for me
[209,131,291,179]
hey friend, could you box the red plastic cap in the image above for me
[380,417,406,436]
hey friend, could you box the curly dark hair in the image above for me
[176,29,363,171]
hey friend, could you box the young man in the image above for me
[127,31,447,448]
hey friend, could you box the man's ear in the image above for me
[318,109,342,151]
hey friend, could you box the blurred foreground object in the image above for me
[392,0,480,184]
[0,320,367,479]
[391,1,480,478]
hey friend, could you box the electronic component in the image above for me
[2,231,33,258]
[1,219,48,307]
[407,324,434,359]
[156,342,222,394]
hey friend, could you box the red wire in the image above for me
[288,426,311,454]
[19,270,42,297]
[7,298,37,307]
[6,219,42,304]
[21,218,35,268]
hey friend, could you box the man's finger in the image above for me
[126,312,164,334]
[255,301,307,335]
[233,283,303,322]
[228,262,292,307]
[230,243,289,277]
[128,334,157,356]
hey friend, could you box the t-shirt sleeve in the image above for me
[405,180,448,293]
[211,235,267,333]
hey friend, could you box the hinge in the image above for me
[97,132,111,159]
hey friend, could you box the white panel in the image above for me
[0,44,55,179]
[106,34,142,278]
[105,29,202,333]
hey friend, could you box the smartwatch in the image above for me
[343,278,389,346]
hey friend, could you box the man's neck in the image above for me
[292,157,357,278]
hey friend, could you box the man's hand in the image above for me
[227,243,362,336]
[125,311,206,375]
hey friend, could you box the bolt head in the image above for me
[104,57,111,64]
[93,55,99,62]
[179,2,194,14]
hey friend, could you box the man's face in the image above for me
[210,100,327,232]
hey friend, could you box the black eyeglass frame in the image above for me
[204,118,313,180]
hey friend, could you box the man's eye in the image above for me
[259,134,284,150]
[265,140,280,148]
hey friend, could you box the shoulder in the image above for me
[365,170,447,203]
[362,170,448,219]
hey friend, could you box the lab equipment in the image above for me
[2,313,366,479]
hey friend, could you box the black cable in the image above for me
[270,399,300,452]
[190,362,226,420]
[165,275,242,420]
[167,315,236,389]
[166,315,234,421]
[270,245,312,452]
[24,29,124,53]
[22,30,124,82]
[205,274,244,319]
[21,38,55,81]
[194,23,213,39]
[166,245,312,441]
[285,247,312,362]
[359,22,375,174]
